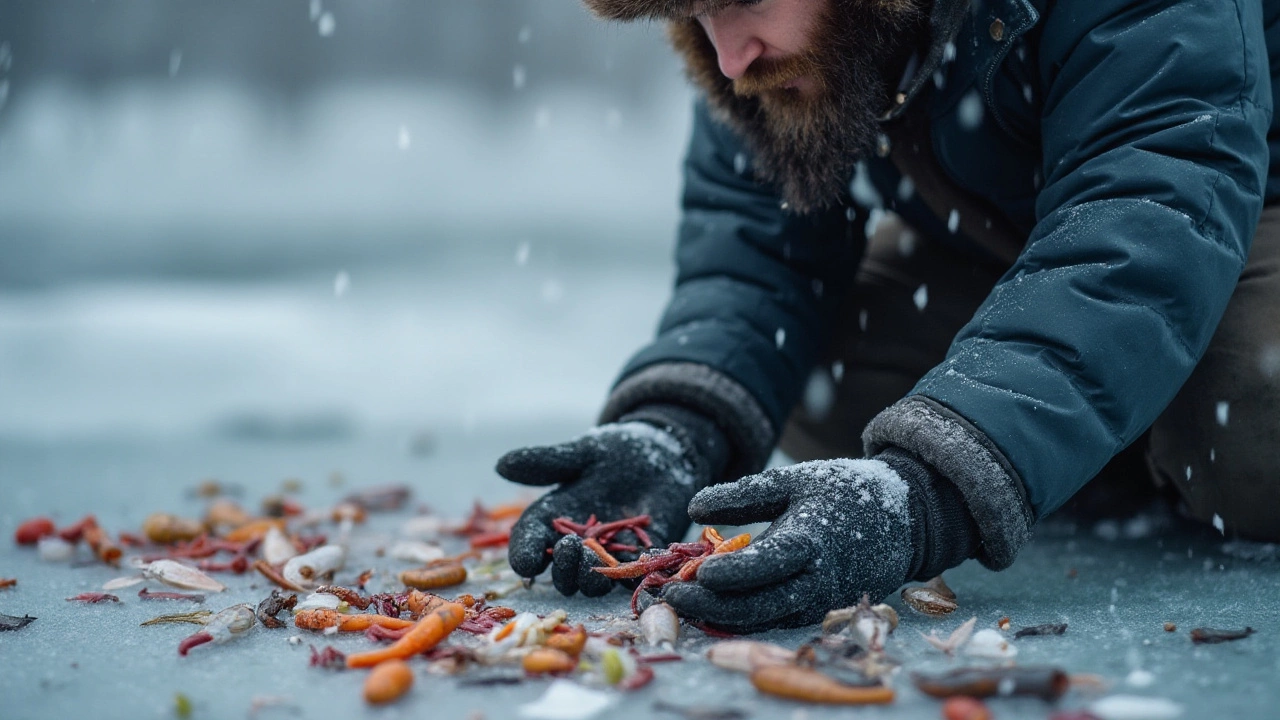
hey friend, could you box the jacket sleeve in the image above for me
[600,98,862,479]
[866,0,1272,569]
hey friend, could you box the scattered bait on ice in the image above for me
[639,602,679,649]
[400,562,467,590]
[37,536,75,562]
[0,578,15,590]
[130,559,227,592]
[1163,622,1177,633]
[912,666,1069,701]
[364,659,414,704]
[15,517,57,544]
[750,665,895,705]
[707,640,796,673]
[282,545,345,589]
[965,628,1017,659]
[141,610,213,627]
[1189,626,1254,644]
[142,513,204,544]
[261,526,299,565]
[66,592,120,603]
[921,616,977,655]
[518,679,615,720]
[175,692,193,718]
[255,589,298,629]
[178,604,255,655]
[1015,623,1068,639]
[943,696,993,720]
[139,588,206,602]
[389,540,446,564]
[309,644,347,669]
[650,701,749,720]
[1089,695,1184,720]
[344,484,412,512]
[524,648,578,675]
[901,575,958,616]
[0,613,36,631]
[254,559,307,592]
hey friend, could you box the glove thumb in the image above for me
[687,467,795,525]
[496,437,593,486]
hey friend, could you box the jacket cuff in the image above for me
[863,395,1034,570]
[600,362,775,481]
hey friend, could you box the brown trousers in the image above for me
[780,208,1280,541]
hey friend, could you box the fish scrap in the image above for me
[178,604,255,655]
[1189,626,1254,644]
[1015,623,1068,639]
[139,587,206,602]
[66,592,120,603]
[255,589,297,629]
[912,666,1070,701]
[0,613,36,631]
[141,610,214,627]
[594,527,751,615]
[822,595,898,651]
[921,616,977,655]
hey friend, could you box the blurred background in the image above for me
[0,1,695,451]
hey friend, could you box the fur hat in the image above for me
[582,0,922,22]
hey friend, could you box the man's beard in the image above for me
[668,0,927,214]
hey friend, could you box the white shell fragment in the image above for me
[518,679,615,720]
[282,545,345,589]
[262,526,298,565]
[293,592,343,612]
[103,574,147,591]
[638,602,679,650]
[965,628,1017,659]
[1089,695,1184,720]
[706,640,796,673]
[921,616,977,655]
[37,536,75,562]
[389,540,445,564]
[143,559,227,592]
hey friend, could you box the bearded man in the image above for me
[496,0,1280,632]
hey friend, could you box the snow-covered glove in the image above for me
[662,447,980,633]
[498,405,730,597]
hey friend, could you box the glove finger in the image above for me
[507,511,560,579]
[687,469,796,525]
[577,551,614,598]
[693,529,814,592]
[550,534,584,596]
[662,575,819,630]
[495,439,591,486]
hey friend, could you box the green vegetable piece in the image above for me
[602,649,625,685]
[175,692,192,718]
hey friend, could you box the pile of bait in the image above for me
[2,483,1257,718]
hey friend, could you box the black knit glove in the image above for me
[662,447,980,633]
[498,405,730,597]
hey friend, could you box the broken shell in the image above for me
[921,616,977,655]
[706,640,797,673]
[103,574,147,591]
[639,602,679,650]
[282,545,345,589]
[964,629,1017,660]
[261,526,298,565]
[294,592,343,612]
[902,576,958,617]
[389,541,445,564]
[851,597,897,651]
[143,559,228,592]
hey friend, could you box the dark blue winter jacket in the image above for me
[601,0,1276,568]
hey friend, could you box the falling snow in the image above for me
[333,271,350,298]
[513,65,527,90]
[397,125,412,150]
[775,328,786,349]
[958,90,984,130]
[947,209,961,234]
[1215,401,1229,426]
[913,285,929,312]
[317,12,336,37]
[1212,513,1225,535]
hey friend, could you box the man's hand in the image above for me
[662,449,979,633]
[497,407,727,597]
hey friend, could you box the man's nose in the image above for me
[701,11,766,80]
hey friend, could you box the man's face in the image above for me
[666,0,927,213]
[694,0,826,99]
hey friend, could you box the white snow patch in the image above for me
[1126,669,1156,688]
[1090,695,1183,720]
